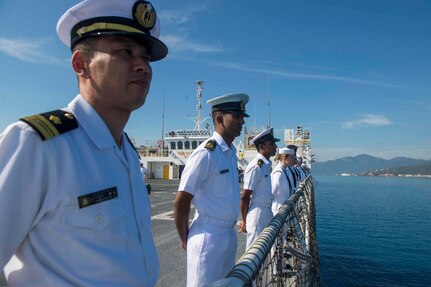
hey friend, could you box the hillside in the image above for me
[364,161,431,176]
[313,154,428,175]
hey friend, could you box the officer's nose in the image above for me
[135,56,151,74]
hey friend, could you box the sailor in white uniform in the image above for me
[286,144,300,190]
[0,1,168,286]
[271,148,296,215]
[174,93,249,287]
[295,156,309,181]
[270,148,296,276]
[240,127,279,250]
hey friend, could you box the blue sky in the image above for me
[0,0,430,162]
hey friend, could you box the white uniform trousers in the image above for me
[186,218,237,287]
[246,204,273,250]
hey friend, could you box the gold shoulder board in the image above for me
[20,109,78,141]
[257,159,263,167]
[204,139,217,151]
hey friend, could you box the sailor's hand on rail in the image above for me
[238,221,247,233]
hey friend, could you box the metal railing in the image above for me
[209,176,322,287]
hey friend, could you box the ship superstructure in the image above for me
[138,81,211,179]
[139,81,312,179]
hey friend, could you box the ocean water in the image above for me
[315,175,431,287]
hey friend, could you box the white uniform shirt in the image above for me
[179,132,239,222]
[271,163,295,213]
[243,153,273,206]
[296,165,307,181]
[0,95,159,286]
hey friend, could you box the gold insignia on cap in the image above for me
[49,115,62,125]
[133,1,156,29]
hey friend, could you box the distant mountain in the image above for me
[312,154,428,175]
[365,161,431,176]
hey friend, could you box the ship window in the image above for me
[177,141,183,149]
[192,141,198,149]
[184,141,190,149]
[170,142,176,150]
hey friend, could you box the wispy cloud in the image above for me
[160,35,225,53]
[0,38,66,66]
[159,5,207,26]
[213,61,401,88]
[159,5,226,55]
[342,114,393,129]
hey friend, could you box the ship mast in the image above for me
[194,80,204,131]
[267,77,271,128]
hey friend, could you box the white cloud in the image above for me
[0,38,66,66]
[342,114,393,129]
[159,5,206,26]
[213,61,401,88]
[158,4,225,55]
[160,34,225,53]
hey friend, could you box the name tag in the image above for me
[220,169,229,174]
[78,187,118,209]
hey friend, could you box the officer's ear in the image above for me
[72,50,89,78]
[214,112,224,124]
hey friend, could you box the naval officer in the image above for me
[174,93,249,287]
[240,127,279,250]
[0,0,167,286]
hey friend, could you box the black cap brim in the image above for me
[226,110,249,118]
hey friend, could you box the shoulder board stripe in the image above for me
[21,114,59,140]
[20,109,78,141]
[204,139,217,151]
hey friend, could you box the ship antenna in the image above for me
[194,80,205,131]
[161,91,165,154]
[267,76,271,128]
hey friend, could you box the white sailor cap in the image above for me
[278,147,295,155]
[57,0,168,62]
[249,127,280,146]
[287,144,298,152]
[207,93,249,117]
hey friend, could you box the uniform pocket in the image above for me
[63,198,124,231]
